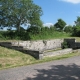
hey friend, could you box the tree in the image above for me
[64,25,73,33]
[0,0,43,32]
[50,25,56,32]
[54,19,66,31]
[29,4,43,28]
[72,26,80,37]
[72,16,80,37]
[75,16,80,26]
[27,26,41,34]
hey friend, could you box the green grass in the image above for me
[0,46,80,70]
[29,32,71,40]
[0,31,71,41]
[0,46,36,69]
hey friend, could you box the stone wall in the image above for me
[0,39,79,59]
[0,39,63,59]
[43,48,73,58]
[64,39,75,49]
[75,42,80,49]
[64,39,80,49]
[12,39,63,51]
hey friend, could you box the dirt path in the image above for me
[0,56,80,80]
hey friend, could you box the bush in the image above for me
[62,41,68,49]
[0,32,6,40]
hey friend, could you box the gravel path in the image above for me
[0,56,80,80]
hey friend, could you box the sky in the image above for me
[33,0,80,26]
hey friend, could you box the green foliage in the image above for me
[75,16,80,26]
[64,25,73,33]
[62,41,68,49]
[72,26,80,37]
[0,33,5,40]
[0,27,71,40]
[0,64,2,68]
[72,16,80,37]
[50,26,56,31]
[29,31,70,40]
[54,19,66,31]
[27,26,41,34]
[0,0,43,31]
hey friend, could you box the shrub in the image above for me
[62,41,68,49]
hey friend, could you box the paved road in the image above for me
[0,56,80,80]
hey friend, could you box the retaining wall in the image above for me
[64,39,80,49]
[43,48,73,58]
[0,39,79,59]
[12,39,63,51]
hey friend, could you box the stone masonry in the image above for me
[12,39,63,51]
[0,39,79,59]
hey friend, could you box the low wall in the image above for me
[26,48,73,59]
[75,42,80,49]
[0,39,75,59]
[12,39,63,51]
[42,48,73,58]
[64,39,75,49]
[64,39,80,49]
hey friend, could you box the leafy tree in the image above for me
[27,26,41,34]
[29,4,43,28]
[54,19,66,31]
[64,25,73,33]
[72,16,80,37]
[50,25,56,32]
[72,26,80,37]
[75,16,80,26]
[0,0,43,32]
[44,27,49,31]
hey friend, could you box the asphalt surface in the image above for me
[0,56,80,80]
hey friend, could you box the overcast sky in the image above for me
[33,0,80,26]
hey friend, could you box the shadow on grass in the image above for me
[24,64,80,80]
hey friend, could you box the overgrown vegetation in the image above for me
[61,41,68,49]
[0,28,71,40]
[0,16,80,40]
[0,0,80,40]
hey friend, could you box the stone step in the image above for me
[43,48,73,58]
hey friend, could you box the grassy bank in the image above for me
[0,46,80,70]
[0,46,36,69]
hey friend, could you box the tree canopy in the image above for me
[54,19,66,31]
[75,16,80,26]
[0,0,43,31]
[64,25,73,33]
[72,16,80,37]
